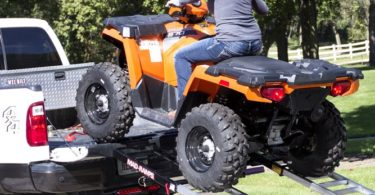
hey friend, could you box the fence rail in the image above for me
[269,40,369,65]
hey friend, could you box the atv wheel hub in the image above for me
[84,83,110,125]
[199,136,215,161]
[96,94,109,113]
[186,126,216,172]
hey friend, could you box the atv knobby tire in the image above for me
[76,63,134,143]
[288,101,347,177]
[176,103,249,192]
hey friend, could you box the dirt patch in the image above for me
[339,155,375,170]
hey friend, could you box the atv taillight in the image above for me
[260,87,285,102]
[331,81,351,97]
[26,102,48,147]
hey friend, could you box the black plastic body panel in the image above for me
[206,56,363,87]
[281,88,330,113]
[0,164,36,194]
[30,158,140,193]
[0,159,140,194]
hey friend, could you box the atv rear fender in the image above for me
[102,27,143,89]
[183,65,360,104]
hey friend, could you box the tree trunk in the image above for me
[332,25,342,46]
[299,0,319,59]
[370,0,375,66]
[276,25,289,62]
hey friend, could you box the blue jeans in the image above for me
[174,37,262,98]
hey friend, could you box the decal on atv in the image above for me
[166,29,197,38]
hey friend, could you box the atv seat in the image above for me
[104,15,176,38]
[205,56,362,87]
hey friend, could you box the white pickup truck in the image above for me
[0,84,178,194]
[0,19,175,194]
[0,18,92,129]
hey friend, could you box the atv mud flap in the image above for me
[281,88,330,113]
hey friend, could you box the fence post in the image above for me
[366,40,370,55]
[332,44,337,62]
[349,43,353,59]
[297,49,302,60]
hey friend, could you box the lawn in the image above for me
[234,166,375,195]
[329,66,375,138]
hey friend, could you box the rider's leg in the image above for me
[174,37,226,98]
[170,38,262,119]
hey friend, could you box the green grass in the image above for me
[233,166,375,195]
[329,67,375,138]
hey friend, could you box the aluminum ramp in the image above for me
[251,153,375,195]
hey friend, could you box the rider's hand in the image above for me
[166,0,181,7]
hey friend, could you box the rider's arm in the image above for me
[252,0,269,15]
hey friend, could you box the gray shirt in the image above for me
[179,0,268,41]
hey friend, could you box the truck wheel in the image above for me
[76,63,134,143]
[176,103,249,192]
[288,101,347,177]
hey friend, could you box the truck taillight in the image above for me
[331,81,351,97]
[26,102,48,146]
[261,87,286,102]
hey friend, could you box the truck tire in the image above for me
[288,101,347,177]
[176,103,249,192]
[76,63,135,143]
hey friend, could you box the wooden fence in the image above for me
[269,40,370,65]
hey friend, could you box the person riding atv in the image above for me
[165,0,268,119]
[75,0,363,192]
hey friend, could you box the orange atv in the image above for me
[75,1,363,192]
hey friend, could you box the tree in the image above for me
[258,0,297,61]
[370,0,375,66]
[317,0,341,45]
[299,0,319,59]
[53,0,164,63]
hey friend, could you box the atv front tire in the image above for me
[76,63,134,143]
[288,101,347,177]
[176,103,249,192]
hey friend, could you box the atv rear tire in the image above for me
[76,63,134,143]
[176,103,249,192]
[288,101,347,177]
